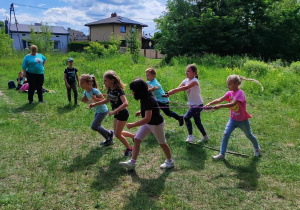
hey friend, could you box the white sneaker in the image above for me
[160,160,175,169]
[254,148,261,156]
[212,154,225,160]
[119,160,136,170]
[199,135,210,143]
[185,135,195,143]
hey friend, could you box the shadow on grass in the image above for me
[223,157,261,191]
[14,102,38,112]
[90,157,124,191]
[184,142,207,170]
[57,104,77,115]
[67,147,109,172]
[122,170,172,209]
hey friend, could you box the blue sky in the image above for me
[0,0,168,35]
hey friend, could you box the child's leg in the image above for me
[122,131,135,141]
[160,144,172,159]
[132,139,142,160]
[91,112,110,139]
[220,119,237,155]
[158,101,180,120]
[133,124,151,160]
[70,83,78,104]
[184,108,194,135]
[238,120,260,149]
[66,85,71,102]
[114,119,131,149]
[192,107,207,136]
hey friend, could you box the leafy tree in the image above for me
[0,21,14,57]
[125,26,141,63]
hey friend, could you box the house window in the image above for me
[120,26,126,33]
[56,35,59,37]
[22,34,26,36]
[120,40,126,47]
[53,41,60,51]
[22,40,27,49]
[131,27,135,33]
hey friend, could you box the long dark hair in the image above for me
[129,78,151,100]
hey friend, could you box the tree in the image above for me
[0,21,14,57]
[125,26,141,63]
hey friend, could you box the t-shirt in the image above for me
[224,89,252,121]
[107,88,127,110]
[147,78,169,103]
[181,78,204,106]
[83,88,108,113]
[17,77,26,85]
[22,53,47,74]
[140,96,164,125]
[64,67,78,84]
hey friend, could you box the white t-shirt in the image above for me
[182,77,204,106]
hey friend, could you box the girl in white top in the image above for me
[165,64,209,143]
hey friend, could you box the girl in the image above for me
[80,74,112,145]
[165,64,209,143]
[90,70,132,156]
[205,75,262,160]
[119,78,174,170]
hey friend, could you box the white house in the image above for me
[8,23,69,52]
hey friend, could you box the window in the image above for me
[120,26,126,33]
[131,27,135,33]
[120,40,126,47]
[56,35,59,37]
[22,40,27,49]
[53,41,60,51]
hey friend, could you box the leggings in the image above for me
[184,105,207,136]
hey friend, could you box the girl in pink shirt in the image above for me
[205,75,263,160]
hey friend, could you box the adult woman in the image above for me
[22,45,47,104]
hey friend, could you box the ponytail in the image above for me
[227,75,264,91]
[91,75,98,89]
[187,64,198,79]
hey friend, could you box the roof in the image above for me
[142,33,153,40]
[85,16,148,27]
[9,24,69,35]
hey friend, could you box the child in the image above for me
[16,71,27,90]
[146,68,184,126]
[64,57,79,106]
[89,70,132,156]
[119,78,175,170]
[164,64,209,143]
[205,75,262,160]
[80,74,113,145]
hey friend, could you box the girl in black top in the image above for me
[119,78,175,170]
[90,70,132,156]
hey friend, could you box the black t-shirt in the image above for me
[107,88,126,110]
[64,67,78,84]
[140,96,164,125]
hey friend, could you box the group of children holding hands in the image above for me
[64,57,262,170]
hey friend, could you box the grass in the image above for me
[0,52,299,209]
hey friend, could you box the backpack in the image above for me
[19,83,29,92]
[8,81,16,89]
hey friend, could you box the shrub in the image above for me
[243,60,269,77]
[84,42,106,56]
[290,61,300,74]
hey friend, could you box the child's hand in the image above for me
[135,111,141,117]
[109,111,115,116]
[213,105,221,110]
[204,104,211,109]
[91,95,97,102]
[66,84,71,89]
[127,123,134,129]
[162,92,169,98]
[89,103,95,109]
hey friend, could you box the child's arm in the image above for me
[148,85,159,92]
[89,96,109,108]
[75,72,79,87]
[64,73,70,88]
[205,96,238,110]
[108,95,128,116]
[167,81,198,96]
[127,110,152,129]
[81,96,89,103]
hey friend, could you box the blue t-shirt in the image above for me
[22,53,47,74]
[147,78,169,103]
[83,88,108,113]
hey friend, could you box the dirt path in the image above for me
[0,89,14,105]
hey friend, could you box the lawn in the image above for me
[0,52,299,209]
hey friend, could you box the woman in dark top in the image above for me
[119,78,175,170]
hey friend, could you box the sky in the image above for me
[0,0,168,36]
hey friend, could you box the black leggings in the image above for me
[26,72,44,102]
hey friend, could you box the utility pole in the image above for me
[9,3,22,50]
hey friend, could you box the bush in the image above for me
[290,61,300,74]
[243,60,269,77]
[68,41,113,52]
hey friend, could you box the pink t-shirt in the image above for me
[224,89,252,121]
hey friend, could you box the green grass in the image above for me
[0,52,299,209]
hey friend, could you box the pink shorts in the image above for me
[135,121,166,144]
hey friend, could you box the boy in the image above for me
[16,71,27,90]
[146,68,184,126]
[64,57,79,106]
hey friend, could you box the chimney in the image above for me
[111,12,117,17]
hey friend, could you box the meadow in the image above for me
[0,52,299,209]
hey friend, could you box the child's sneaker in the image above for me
[119,160,136,170]
[124,147,133,157]
[160,160,175,169]
[108,130,114,142]
[254,148,261,156]
[212,154,225,160]
[199,135,210,143]
[185,135,195,143]
[100,139,114,146]
[178,115,184,126]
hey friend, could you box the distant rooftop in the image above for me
[9,23,69,35]
[85,13,148,27]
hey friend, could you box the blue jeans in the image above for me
[157,101,180,121]
[91,111,110,139]
[220,118,260,155]
[184,105,207,136]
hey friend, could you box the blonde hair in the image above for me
[146,68,156,75]
[80,74,99,89]
[187,64,198,79]
[103,70,125,90]
[30,45,38,51]
[227,75,264,91]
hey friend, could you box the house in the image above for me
[7,22,69,52]
[84,13,148,47]
[68,28,88,42]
